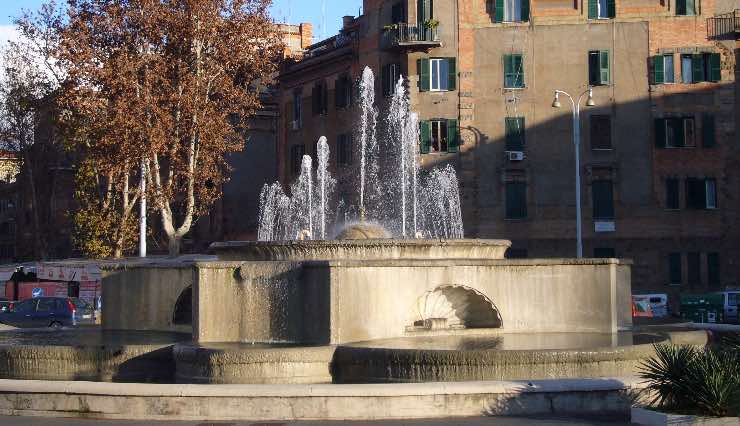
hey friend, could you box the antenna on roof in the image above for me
[321,0,327,39]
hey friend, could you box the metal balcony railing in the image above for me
[707,9,739,40]
[383,23,441,49]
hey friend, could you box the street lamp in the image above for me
[551,87,595,259]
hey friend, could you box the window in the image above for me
[702,114,716,148]
[676,0,696,16]
[418,58,456,92]
[655,117,696,148]
[382,63,401,97]
[312,81,328,116]
[592,180,614,220]
[594,247,616,258]
[651,54,675,84]
[668,253,682,285]
[505,182,527,219]
[686,178,717,210]
[14,299,36,313]
[292,89,302,129]
[506,248,528,258]
[590,115,612,150]
[290,145,306,175]
[417,0,434,26]
[430,58,448,91]
[491,0,530,22]
[391,2,405,23]
[335,74,352,110]
[681,53,721,83]
[707,253,720,287]
[419,119,459,153]
[337,134,353,166]
[505,117,525,151]
[588,0,615,19]
[666,178,680,209]
[503,54,524,89]
[687,252,700,286]
[37,298,55,312]
[588,51,610,86]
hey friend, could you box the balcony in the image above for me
[707,9,739,40]
[382,23,442,50]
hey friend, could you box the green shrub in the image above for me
[639,344,740,417]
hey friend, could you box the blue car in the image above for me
[0,297,95,328]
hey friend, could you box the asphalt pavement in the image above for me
[0,416,633,425]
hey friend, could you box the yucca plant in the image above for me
[639,344,740,417]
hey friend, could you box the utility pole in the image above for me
[139,160,147,258]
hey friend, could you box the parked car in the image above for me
[714,291,739,324]
[0,297,95,328]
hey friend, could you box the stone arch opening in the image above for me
[413,285,503,330]
[172,285,192,325]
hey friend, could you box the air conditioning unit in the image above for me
[507,151,525,161]
[291,120,301,131]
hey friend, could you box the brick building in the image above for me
[276,0,738,309]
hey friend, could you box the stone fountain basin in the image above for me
[209,239,512,261]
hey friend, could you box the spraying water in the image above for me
[317,137,330,239]
[257,67,464,241]
[358,67,378,219]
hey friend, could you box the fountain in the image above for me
[0,66,710,421]
[257,68,463,241]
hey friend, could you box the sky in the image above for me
[0,0,364,49]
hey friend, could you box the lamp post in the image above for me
[551,87,595,259]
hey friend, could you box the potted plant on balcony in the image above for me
[423,19,439,29]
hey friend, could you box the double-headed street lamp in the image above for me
[551,87,595,259]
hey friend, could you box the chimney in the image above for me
[299,23,313,49]
[342,16,354,29]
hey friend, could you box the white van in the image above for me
[633,293,669,318]
[714,291,739,324]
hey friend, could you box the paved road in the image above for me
[0,416,633,425]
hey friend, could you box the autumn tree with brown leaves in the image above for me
[60,0,282,256]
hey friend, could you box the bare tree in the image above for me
[61,0,282,256]
[0,2,65,260]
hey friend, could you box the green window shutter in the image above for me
[504,54,513,86]
[521,0,530,21]
[599,51,610,84]
[418,59,430,92]
[652,56,664,84]
[692,54,704,82]
[447,58,457,91]
[447,119,459,153]
[419,120,431,153]
[702,114,716,148]
[514,54,523,87]
[708,53,721,82]
[654,118,666,148]
[607,0,616,18]
[335,78,344,109]
[494,0,504,22]
[505,117,525,150]
[588,0,597,19]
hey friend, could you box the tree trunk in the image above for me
[167,234,181,257]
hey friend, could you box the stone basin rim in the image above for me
[209,239,513,261]
[210,239,513,248]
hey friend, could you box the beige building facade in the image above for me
[276,0,738,309]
